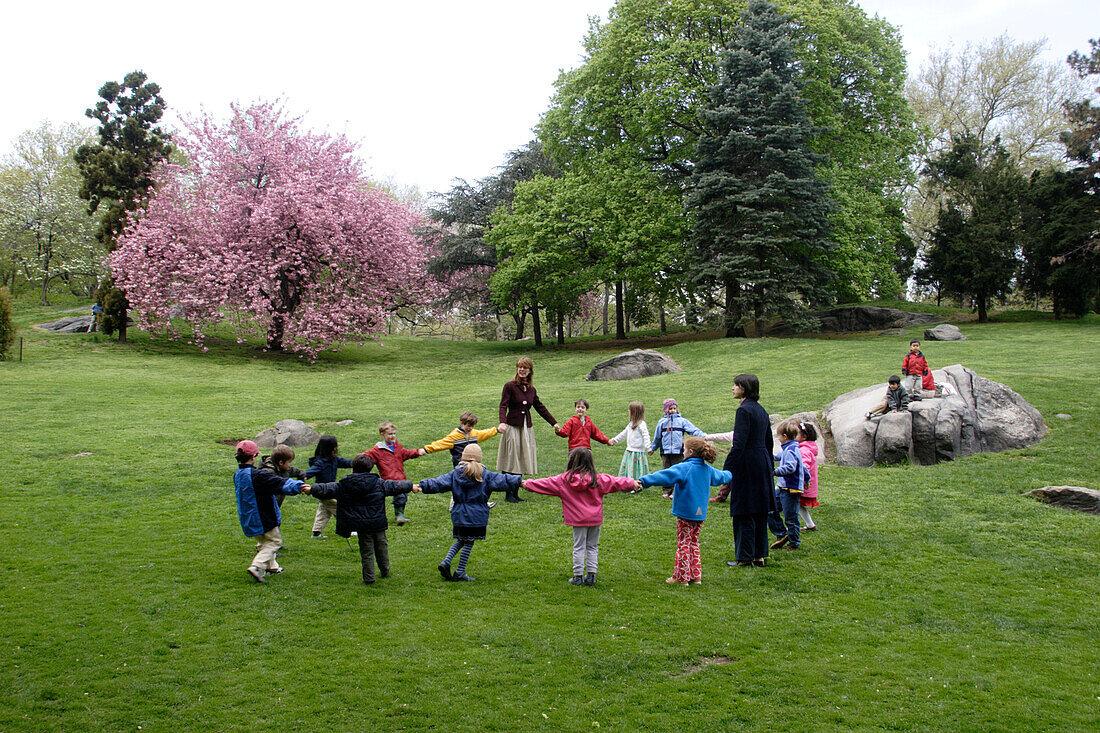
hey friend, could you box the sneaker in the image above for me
[804,525,818,531]
[487,501,497,508]
[726,560,752,567]
[247,566,266,583]
[311,532,326,539]
[438,562,452,581]
[266,566,284,574]
[770,535,789,550]
[665,577,688,586]
[568,575,585,585]
[864,412,872,420]
[688,579,702,585]
[783,544,800,550]
[583,573,596,586]
[451,571,476,581]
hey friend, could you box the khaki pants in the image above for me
[312,499,338,533]
[251,527,282,571]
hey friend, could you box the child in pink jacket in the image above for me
[522,447,638,586]
[796,421,820,530]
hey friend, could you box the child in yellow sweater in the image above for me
[423,412,500,467]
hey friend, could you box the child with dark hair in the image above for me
[305,435,352,538]
[414,444,520,582]
[638,437,731,586]
[865,375,910,419]
[555,399,613,452]
[367,421,425,525]
[423,411,500,467]
[769,420,808,551]
[259,444,307,508]
[796,421,820,531]
[902,339,937,400]
[522,447,638,586]
[233,440,307,583]
[303,453,413,584]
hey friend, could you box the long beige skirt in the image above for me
[496,423,538,474]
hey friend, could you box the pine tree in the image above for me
[74,71,173,342]
[686,0,834,337]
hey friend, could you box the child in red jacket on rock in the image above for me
[366,421,425,525]
[555,399,612,451]
[902,339,939,400]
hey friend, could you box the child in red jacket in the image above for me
[366,421,425,525]
[555,399,612,451]
[901,339,938,400]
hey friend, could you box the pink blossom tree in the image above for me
[110,102,439,358]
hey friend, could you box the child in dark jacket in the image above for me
[305,435,352,538]
[413,444,520,582]
[769,420,807,551]
[260,444,307,508]
[304,453,413,584]
[234,440,306,583]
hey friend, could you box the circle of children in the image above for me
[234,357,841,588]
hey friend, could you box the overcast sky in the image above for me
[2,0,1094,198]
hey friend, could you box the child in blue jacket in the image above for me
[648,398,706,497]
[234,440,306,583]
[639,437,731,585]
[769,420,808,551]
[413,444,520,582]
[305,434,352,538]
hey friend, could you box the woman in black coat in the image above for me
[722,373,776,567]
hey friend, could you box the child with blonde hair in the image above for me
[367,421,425,525]
[638,437,731,585]
[414,444,520,582]
[609,401,651,489]
[522,447,638,585]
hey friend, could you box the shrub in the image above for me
[0,287,14,359]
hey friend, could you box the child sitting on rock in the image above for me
[865,375,910,419]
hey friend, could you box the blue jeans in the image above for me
[768,489,801,547]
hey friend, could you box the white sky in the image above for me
[2,0,1094,198]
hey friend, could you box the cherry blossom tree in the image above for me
[110,102,439,358]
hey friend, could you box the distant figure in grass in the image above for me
[769,420,809,552]
[638,436,731,586]
[259,444,307,508]
[497,356,560,501]
[302,453,412,585]
[367,421,425,526]
[796,421,820,531]
[305,435,352,538]
[413,444,521,582]
[555,398,612,451]
[423,411,499,467]
[864,375,910,419]
[901,339,939,400]
[722,373,776,569]
[609,401,651,490]
[522,447,638,586]
[233,440,307,583]
[648,398,706,498]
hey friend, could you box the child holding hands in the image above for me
[233,440,307,583]
[555,399,612,451]
[367,421,425,525]
[649,399,706,498]
[522,447,638,586]
[423,411,499,467]
[770,420,807,550]
[638,437,731,585]
[610,401,651,486]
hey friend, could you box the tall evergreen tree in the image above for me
[687,0,834,337]
[74,71,173,342]
[919,135,1025,323]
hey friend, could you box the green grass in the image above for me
[2,304,1098,731]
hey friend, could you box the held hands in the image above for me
[300,484,311,495]
[498,423,508,433]
[411,484,422,493]
[634,480,643,491]
[608,439,616,446]
[418,448,426,456]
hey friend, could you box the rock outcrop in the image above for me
[586,349,681,381]
[36,316,95,333]
[765,306,940,335]
[824,365,1046,466]
[254,419,322,449]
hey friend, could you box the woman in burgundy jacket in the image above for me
[497,357,560,501]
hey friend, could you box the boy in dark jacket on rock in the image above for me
[865,375,910,419]
[303,453,413,584]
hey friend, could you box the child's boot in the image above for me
[583,572,596,586]
[568,575,584,585]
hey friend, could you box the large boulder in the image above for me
[765,306,940,336]
[823,365,1046,467]
[586,349,681,381]
[36,316,95,333]
[924,324,967,341]
[254,419,321,449]
[1025,486,1100,515]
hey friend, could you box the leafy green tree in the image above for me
[1021,168,1099,318]
[74,71,173,342]
[1063,39,1100,193]
[538,0,914,301]
[0,123,100,304]
[919,135,1025,322]
[688,0,834,336]
[0,286,14,360]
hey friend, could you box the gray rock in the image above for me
[1055,413,1072,420]
[924,324,967,341]
[766,306,940,336]
[334,419,355,426]
[880,329,907,336]
[824,365,1046,467]
[37,316,94,333]
[586,349,681,381]
[1025,486,1100,515]
[254,419,321,448]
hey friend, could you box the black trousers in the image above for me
[358,530,389,582]
[732,513,769,563]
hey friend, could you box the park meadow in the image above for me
[1,302,1098,732]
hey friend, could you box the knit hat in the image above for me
[460,444,483,463]
[663,398,678,413]
[236,440,260,456]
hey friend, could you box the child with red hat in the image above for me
[233,440,307,583]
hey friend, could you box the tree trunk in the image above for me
[723,278,745,337]
[40,274,50,306]
[683,283,699,326]
[557,310,565,345]
[615,280,626,340]
[513,309,526,340]
[267,312,285,351]
[658,292,667,334]
[532,304,543,347]
[977,296,988,323]
[602,283,610,335]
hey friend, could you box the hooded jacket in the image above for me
[799,440,819,500]
[555,415,612,451]
[234,467,304,536]
[524,472,636,526]
[639,457,732,522]
[309,471,412,536]
[418,465,520,528]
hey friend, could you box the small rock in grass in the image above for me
[335,419,355,426]
[1055,414,1072,420]
[1025,486,1100,515]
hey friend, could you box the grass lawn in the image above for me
[2,304,1098,731]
